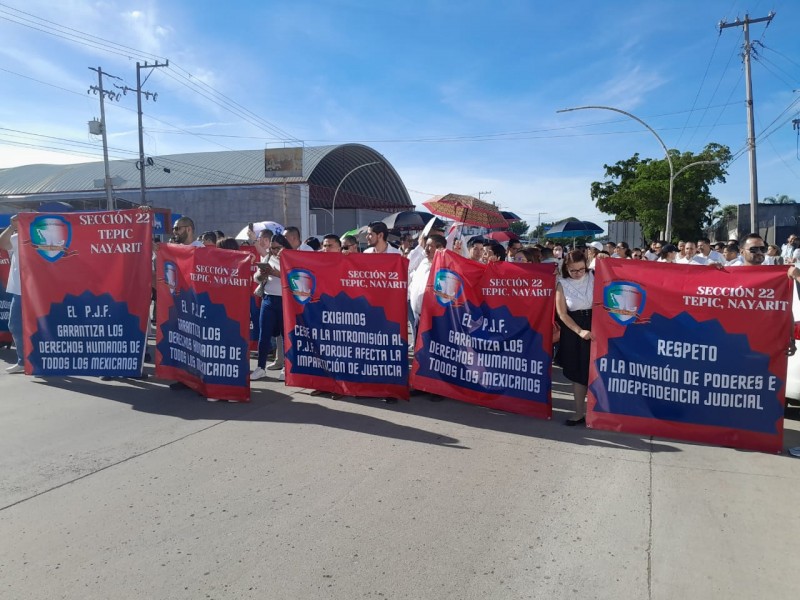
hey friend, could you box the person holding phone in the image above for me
[251,234,292,381]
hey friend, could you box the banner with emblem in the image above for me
[17,210,152,376]
[155,244,253,401]
[411,250,557,418]
[280,250,409,400]
[0,248,11,344]
[588,260,792,453]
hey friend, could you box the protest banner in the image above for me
[241,245,261,352]
[588,260,792,453]
[17,210,152,376]
[281,250,409,400]
[411,251,556,418]
[0,249,11,344]
[155,244,252,401]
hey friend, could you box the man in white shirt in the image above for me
[171,216,204,247]
[284,226,314,252]
[677,241,707,265]
[722,243,744,266]
[781,234,798,263]
[363,221,401,254]
[0,215,23,373]
[697,237,723,264]
[738,233,767,266]
[644,240,663,261]
[408,234,447,328]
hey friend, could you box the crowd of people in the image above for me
[2,213,799,429]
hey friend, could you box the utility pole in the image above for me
[118,60,168,206]
[536,212,548,239]
[720,11,775,233]
[88,66,121,210]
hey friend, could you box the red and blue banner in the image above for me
[18,210,152,376]
[281,250,409,400]
[155,244,252,401]
[411,251,556,418]
[588,260,792,453]
[0,249,11,343]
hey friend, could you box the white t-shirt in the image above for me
[6,232,20,295]
[408,259,432,322]
[363,244,401,254]
[677,255,707,265]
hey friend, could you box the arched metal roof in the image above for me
[0,143,413,211]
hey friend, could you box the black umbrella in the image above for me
[544,218,604,238]
[381,210,443,231]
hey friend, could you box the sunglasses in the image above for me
[745,246,767,253]
[343,244,356,250]
[270,245,283,251]
[568,267,586,275]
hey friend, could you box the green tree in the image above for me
[763,194,796,204]
[590,143,731,241]
[508,219,530,237]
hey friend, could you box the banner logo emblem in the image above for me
[287,269,315,304]
[433,269,464,306]
[164,261,179,295]
[30,216,72,262]
[603,281,646,325]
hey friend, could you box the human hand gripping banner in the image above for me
[281,251,409,400]
[155,244,253,401]
[411,251,556,418]
[588,260,792,453]
[17,210,152,376]
[0,249,11,344]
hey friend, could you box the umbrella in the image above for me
[422,194,508,229]
[485,230,519,243]
[234,220,285,241]
[544,218,604,238]
[500,211,521,222]
[342,225,399,245]
[381,210,444,231]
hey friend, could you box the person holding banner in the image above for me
[0,215,23,373]
[251,234,292,381]
[555,250,595,426]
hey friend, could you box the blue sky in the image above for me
[1,0,799,231]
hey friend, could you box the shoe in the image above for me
[383,398,398,404]
[330,393,343,400]
[6,364,24,374]
[169,381,189,391]
[266,361,284,371]
[565,416,586,427]
[788,447,800,458]
[251,367,267,380]
[277,368,285,381]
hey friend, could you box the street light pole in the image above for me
[331,161,379,234]
[557,105,719,240]
[558,105,674,237]
[666,160,721,240]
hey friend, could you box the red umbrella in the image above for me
[485,230,519,243]
[422,194,508,229]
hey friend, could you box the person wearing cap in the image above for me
[657,244,679,262]
[586,241,603,269]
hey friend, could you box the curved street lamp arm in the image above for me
[331,161,380,234]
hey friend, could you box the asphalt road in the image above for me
[1,346,799,600]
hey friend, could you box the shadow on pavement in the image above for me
[30,370,468,450]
